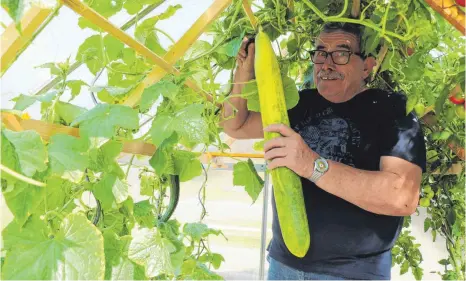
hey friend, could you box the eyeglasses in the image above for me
[307,50,364,65]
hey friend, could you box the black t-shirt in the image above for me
[267,88,427,280]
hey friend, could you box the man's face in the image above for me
[313,31,372,103]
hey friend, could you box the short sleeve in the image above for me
[378,109,427,172]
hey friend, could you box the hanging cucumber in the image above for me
[158,175,180,223]
[255,27,310,258]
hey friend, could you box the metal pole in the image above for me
[259,169,270,280]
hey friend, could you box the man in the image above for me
[220,22,426,280]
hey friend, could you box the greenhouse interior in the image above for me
[0,0,465,280]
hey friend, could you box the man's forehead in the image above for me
[315,31,359,49]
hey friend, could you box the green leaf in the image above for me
[83,0,124,17]
[424,218,431,232]
[183,223,222,241]
[170,246,185,275]
[2,0,25,27]
[438,259,449,265]
[94,174,129,210]
[67,80,88,101]
[11,94,37,111]
[188,262,223,280]
[3,129,47,177]
[15,90,58,110]
[123,0,164,14]
[149,141,201,181]
[210,253,225,270]
[133,200,156,228]
[104,233,146,280]
[400,260,409,275]
[71,104,139,138]
[406,94,418,115]
[446,209,456,225]
[253,140,265,152]
[217,36,244,57]
[89,140,124,177]
[37,90,59,103]
[104,35,125,61]
[48,134,89,182]
[1,131,21,185]
[233,159,264,203]
[363,31,380,56]
[128,226,175,277]
[282,76,300,109]
[140,173,160,196]
[140,81,179,111]
[431,131,451,141]
[184,40,212,61]
[173,150,202,182]
[149,132,178,175]
[55,101,88,125]
[3,181,44,226]
[435,86,452,116]
[124,0,144,14]
[91,85,132,97]
[150,104,208,147]
[413,266,423,281]
[38,177,76,215]
[380,50,401,73]
[287,38,298,54]
[419,198,430,207]
[76,35,104,75]
[241,76,299,112]
[135,5,182,53]
[405,52,426,81]
[2,213,105,280]
[36,62,63,76]
[78,17,101,31]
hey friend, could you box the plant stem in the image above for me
[301,0,415,42]
[125,155,136,180]
[154,27,176,44]
[381,0,392,35]
[0,164,46,187]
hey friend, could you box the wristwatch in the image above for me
[307,157,329,183]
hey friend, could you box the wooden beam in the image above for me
[1,5,54,76]
[424,0,465,35]
[351,0,361,18]
[61,0,176,74]
[123,0,232,107]
[1,112,264,159]
[242,0,258,30]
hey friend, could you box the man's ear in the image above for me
[362,56,377,79]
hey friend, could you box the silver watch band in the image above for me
[307,157,329,183]
[308,171,323,183]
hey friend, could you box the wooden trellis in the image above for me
[1,0,464,163]
[1,0,260,160]
[0,1,464,279]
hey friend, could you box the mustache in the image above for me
[317,71,344,80]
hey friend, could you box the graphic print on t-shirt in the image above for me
[296,107,361,167]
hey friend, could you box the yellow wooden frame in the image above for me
[61,0,177,74]
[2,0,464,169]
[1,5,55,76]
[123,0,233,107]
[1,112,264,160]
[424,0,465,35]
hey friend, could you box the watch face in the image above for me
[315,158,329,173]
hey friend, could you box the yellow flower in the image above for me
[21,112,31,120]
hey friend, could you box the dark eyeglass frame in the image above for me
[308,50,365,65]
